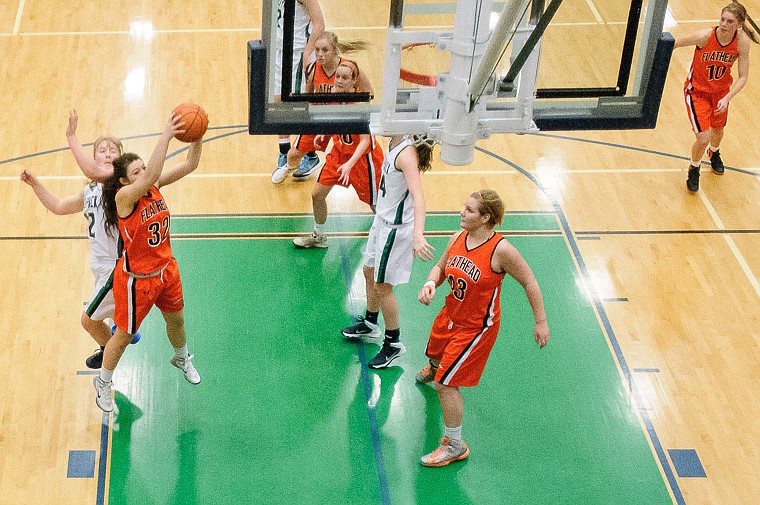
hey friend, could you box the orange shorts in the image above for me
[684,88,728,133]
[425,306,500,387]
[317,151,381,206]
[113,256,184,335]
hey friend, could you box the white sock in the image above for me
[173,344,189,359]
[709,145,720,153]
[314,222,325,236]
[99,367,114,383]
[444,425,463,446]
[690,162,700,169]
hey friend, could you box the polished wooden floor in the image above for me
[2,1,760,504]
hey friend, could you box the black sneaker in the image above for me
[687,166,700,192]
[708,149,724,175]
[86,348,104,369]
[341,317,381,341]
[368,341,406,369]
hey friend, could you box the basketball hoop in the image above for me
[399,44,438,87]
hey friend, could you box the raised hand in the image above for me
[66,109,79,137]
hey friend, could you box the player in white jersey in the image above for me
[20,171,126,369]
[272,0,325,174]
[341,134,437,369]
[20,112,137,369]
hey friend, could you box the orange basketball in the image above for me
[172,102,208,143]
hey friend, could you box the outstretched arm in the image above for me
[66,110,112,182]
[674,28,711,49]
[116,115,183,216]
[20,169,84,215]
[158,140,203,188]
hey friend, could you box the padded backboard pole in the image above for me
[437,0,496,166]
[468,0,531,103]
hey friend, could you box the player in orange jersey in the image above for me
[92,114,203,413]
[415,189,550,467]
[675,2,758,192]
[272,31,372,183]
[293,61,383,249]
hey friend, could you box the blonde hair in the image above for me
[316,31,370,54]
[92,136,123,157]
[724,2,759,44]
[471,189,505,227]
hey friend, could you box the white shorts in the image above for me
[274,47,307,95]
[84,263,115,321]
[364,217,414,286]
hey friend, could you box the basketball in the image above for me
[172,102,208,143]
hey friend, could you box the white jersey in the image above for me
[83,182,118,268]
[277,0,313,52]
[376,138,415,225]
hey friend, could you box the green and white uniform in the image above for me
[364,138,416,285]
[83,182,118,321]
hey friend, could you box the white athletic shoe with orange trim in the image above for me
[421,437,470,467]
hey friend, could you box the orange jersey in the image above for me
[310,57,346,94]
[685,27,739,95]
[329,133,381,163]
[118,185,173,275]
[443,231,506,328]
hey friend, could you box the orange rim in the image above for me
[399,43,438,86]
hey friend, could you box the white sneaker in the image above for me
[171,354,201,384]
[93,377,114,412]
[421,437,470,467]
[272,166,296,184]
[293,232,328,249]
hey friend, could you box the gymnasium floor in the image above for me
[2,1,760,504]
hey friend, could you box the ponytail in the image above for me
[317,31,370,55]
[725,2,760,44]
[102,153,139,237]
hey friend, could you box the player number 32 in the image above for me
[147,216,170,247]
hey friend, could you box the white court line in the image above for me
[699,190,760,298]
[13,0,25,35]
[698,190,726,229]
[585,0,604,24]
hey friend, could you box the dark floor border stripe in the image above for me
[475,145,685,505]
[529,132,760,177]
[96,412,110,505]
[337,237,392,505]
[0,125,248,165]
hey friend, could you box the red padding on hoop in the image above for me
[399,68,437,87]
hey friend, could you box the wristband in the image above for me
[424,280,436,289]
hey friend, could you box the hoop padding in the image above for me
[399,44,438,87]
